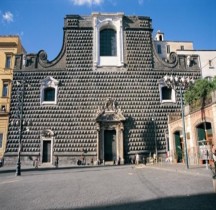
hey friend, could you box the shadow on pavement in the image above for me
[47,193,216,210]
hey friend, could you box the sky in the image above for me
[0,0,216,60]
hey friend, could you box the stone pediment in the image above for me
[41,76,59,87]
[41,129,54,137]
[96,98,126,122]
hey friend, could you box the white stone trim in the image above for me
[92,12,124,69]
[40,136,54,164]
[40,76,59,105]
[159,82,176,103]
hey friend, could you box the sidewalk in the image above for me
[135,162,214,178]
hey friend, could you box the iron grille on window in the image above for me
[100,29,117,56]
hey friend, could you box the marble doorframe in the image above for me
[96,121,124,164]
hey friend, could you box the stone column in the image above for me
[120,122,124,164]
[116,126,119,163]
[101,127,104,164]
[96,123,100,163]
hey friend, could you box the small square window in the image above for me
[180,46,184,50]
[162,86,172,100]
[44,87,55,101]
[5,55,11,69]
[40,76,59,105]
[159,83,176,103]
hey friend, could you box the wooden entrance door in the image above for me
[104,130,116,161]
[42,141,51,163]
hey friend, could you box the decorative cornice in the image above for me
[96,98,126,122]
[153,43,178,68]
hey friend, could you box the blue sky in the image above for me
[0,0,215,60]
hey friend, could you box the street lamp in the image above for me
[163,75,194,169]
[11,79,31,176]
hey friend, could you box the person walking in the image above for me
[135,153,139,165]
[55,156,59,168]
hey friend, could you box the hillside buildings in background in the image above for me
[154,30,216,79]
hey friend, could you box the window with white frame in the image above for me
[159,83,176,103]
[92,12,124,69]
[100,29,117,56]
[40,76,59,105]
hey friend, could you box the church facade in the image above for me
[4,13,201,166]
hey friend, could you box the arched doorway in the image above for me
[196,122,212,164]
[196,122,212,142]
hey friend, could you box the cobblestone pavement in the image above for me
[0,163,216,210]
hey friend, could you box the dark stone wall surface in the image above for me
[5,14,201,165]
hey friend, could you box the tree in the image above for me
[184,78,214,105]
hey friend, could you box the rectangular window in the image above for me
[167,45,170,53]
[162,86,172,100]
[0,133,3,148]
[5,55,11,69]
[160,83,176,103]
[180,46,184,50]
[157,45,161,54]
[2,82,9,97]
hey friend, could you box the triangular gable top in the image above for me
[41,76,59,86]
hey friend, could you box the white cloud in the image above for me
[108,0,117,7]
[71,0,103,6]
[2,11,13,23]
[138,0,144,5]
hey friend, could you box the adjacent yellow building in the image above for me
[0,36,25,159]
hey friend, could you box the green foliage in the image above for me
[184,78,216,105]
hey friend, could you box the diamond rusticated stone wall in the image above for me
[4,14,201,165]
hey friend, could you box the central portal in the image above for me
[96,98,125,164]
[104,130,116,161]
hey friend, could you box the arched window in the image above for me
[100,29,117,56]
[44,87,55,101]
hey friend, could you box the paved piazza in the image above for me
[0,164,216,210]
